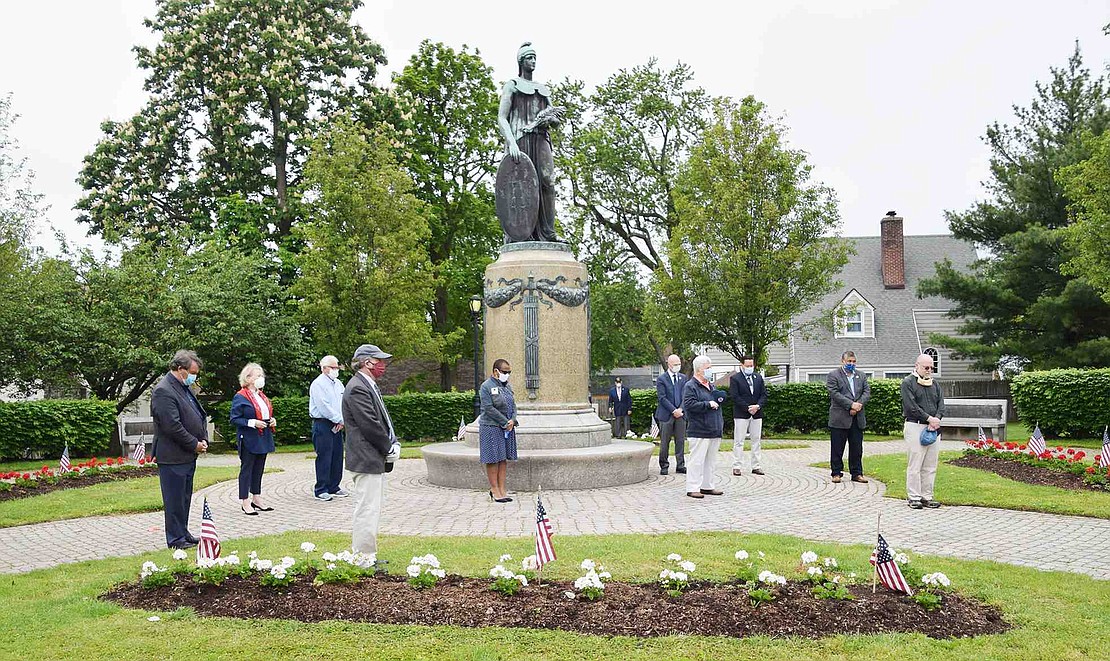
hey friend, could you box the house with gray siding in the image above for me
[701,212,990,383]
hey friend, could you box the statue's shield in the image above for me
[495,153,540,242]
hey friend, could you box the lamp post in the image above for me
[469,295,483,419]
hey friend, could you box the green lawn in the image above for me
[1004,421,1106,450]
[0,466,259,528]
[0,530,1107,660]
[858,451,1110,519]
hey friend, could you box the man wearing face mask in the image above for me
[729,356,768,476]
[309,355,347,502]
[150,349,209,550]
[826,350,871,484]
[654,354,688,475]
[342,344,400,560]
[608,377,632,439]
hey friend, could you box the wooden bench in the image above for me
[938,398,1007,442]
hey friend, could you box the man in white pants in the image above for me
[682,355,727,499]
[342,344,402,560]
[900,353,946,510]
[729,356,767,476]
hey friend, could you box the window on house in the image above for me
[924,347,940,375]
[845,310,863,335]
[835,290,873,338]
[885,371,911,380]
[807,373,826,383]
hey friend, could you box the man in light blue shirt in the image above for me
[309,355,347,501]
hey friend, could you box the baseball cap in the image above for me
[352,344,392,361]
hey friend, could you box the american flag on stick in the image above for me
[131,433,146,462]
[1099,426,1110,469]
[197,498,221,561]
[59,443,71,473]
[870,533,912,595]
[1028,424,1046,456]
[456,417,466,441]
[649,417,660,440]
[534,491,556,568]
[977,426,988,443]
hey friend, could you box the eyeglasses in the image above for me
[499,370,512,375]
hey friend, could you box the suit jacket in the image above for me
[342,373,393,474]
[150,372,207,464]
[654,371,688,422]
[230,392,276,455]
[608,386,632,417]
[826,368,870,430]
[478,377,517,428]
[728,372,767,420]
[682,378,726,438]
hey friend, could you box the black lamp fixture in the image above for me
[469,295,483,419]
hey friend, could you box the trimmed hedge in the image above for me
[0,399,117,460]
[628,379,904,437]
[1010,369,1110,437]
[210,391,476,445]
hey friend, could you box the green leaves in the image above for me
[0,400,116,461]
[1010,368,1110,437]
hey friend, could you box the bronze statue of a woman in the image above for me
[495,42,565,243]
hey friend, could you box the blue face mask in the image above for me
[742,366,754,376]
[844,363,855,373]
[184,373,197,386]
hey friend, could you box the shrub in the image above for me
[1011,369,1110,437]
[0,399,116,461]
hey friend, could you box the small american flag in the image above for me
[59,443,71,473]
[534,493,556,567]
[649,417,660,439]
[1099,426,1109,469]
[977,426,988,443]
[1029,424,1046,456]
[870,533,912,595]
[456,417,466,441]
[131,433,146,462]
[197,498,221,561]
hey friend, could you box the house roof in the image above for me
[785,234,978,368]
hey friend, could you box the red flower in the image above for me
[1055,446,1064,452]
[21,473,30,480]
[1019,444,1027,451]
[1088,466,1097,474]
[1067,448,1075,455]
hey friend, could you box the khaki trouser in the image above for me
[904,421,941,501]
[685,437,721,493]
[731,417,764,470]
[350,471,387,557]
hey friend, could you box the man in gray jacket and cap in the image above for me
[342,343,401,560]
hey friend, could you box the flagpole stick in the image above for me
[872,511,880,594]
[536,485,543,586]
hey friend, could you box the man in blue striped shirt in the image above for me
[309,355,347,501]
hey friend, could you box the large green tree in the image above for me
[295,120,438,362]
[920,45,1110,369]
[76,0,389,246]
[648,97,848,365]
[392,41,502,388]
[1061,128,1110,302]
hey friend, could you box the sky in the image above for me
[2,0,1108,253]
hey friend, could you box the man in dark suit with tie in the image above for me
[151,350,209,549]
[654,354,687,475]
[608,377,632,439]
[729,356,767,476]
[826,350,870,484]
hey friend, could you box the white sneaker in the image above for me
[331,489,350,498]
[315,492,333,502]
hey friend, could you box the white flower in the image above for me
[197,557,216,569]
[674,571,688,582]
[514,574,528,586]
[407,564,422,578]
[848,572,857,579]
[564,591,576,599]
[598,570,612,580]
[735,550,749,561]
[832,576,841,584]
[758,551,766,559]
[172,549,187,561]
[801,551,819,565]
[280,556,296,568]
[666,553,682,562]
[270,566,287,579]
[758,570,786,585]
[678,560,696,573]
[322,552,338,562]
[894,552,909,565]
[248,551,258,559]
[499,554,513,563]
[922,572,951,588]
[254,559,273,571]
[139,561,162,579]
[224,554,240,566]
[807,566,823,577]
[580,559,596,571]
[659,569,673,580]
[300,542,316,553]
[521,555,539,571]
[823,557,839,568]
[326,563,337,570]
[147,616,161,622]
[430,569,446,578]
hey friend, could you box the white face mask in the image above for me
[497,372,510,384]
[669,364,681,374]
[253,376,265,390]
[326,368,339,379]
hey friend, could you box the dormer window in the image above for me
[835,290,875,339]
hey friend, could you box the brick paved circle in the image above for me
[1,440,1107,579]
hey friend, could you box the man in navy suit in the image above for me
[729,355,768,476]
[151,350,209,549]
[827,350,871,484]
[654,354,687,475]
[608,377,632,439]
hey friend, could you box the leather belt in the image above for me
[904,417,930,424]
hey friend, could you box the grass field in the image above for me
[0,466,264,528]
[0,530,1106,660]
[846,451,1110,519]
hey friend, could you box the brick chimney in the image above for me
[880,211,905,289]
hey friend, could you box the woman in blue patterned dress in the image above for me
[478,358,518,503]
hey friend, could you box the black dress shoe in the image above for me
[908,499,924,510]
[171,540,198,550]
[751,469,765,476]
[185,535,199,544]
[660,468,669,475]
[675,467,687,474]
[922,499,941,509]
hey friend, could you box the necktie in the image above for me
[671,374,679,405]
[747,376,754,393]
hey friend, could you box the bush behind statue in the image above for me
[1010,369,1110,437]
[0,400,116,460]
[210,391,475,445]
[629,380,904,436]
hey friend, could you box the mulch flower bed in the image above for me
[949,454,1103,492]
[103,573,1009,640]
[0,464,159,502]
